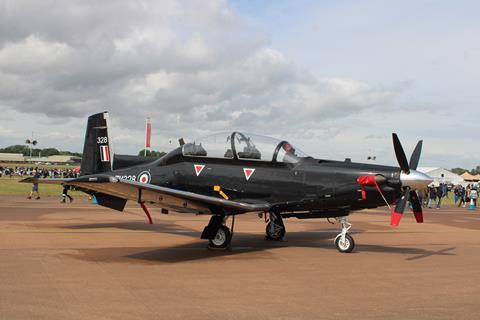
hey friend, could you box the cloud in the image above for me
[11,1,464,170]
[0,0,400,132]
[0,35,72,73]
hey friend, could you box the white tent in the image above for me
[417,167,465,186]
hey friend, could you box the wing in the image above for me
[20,175,270,215]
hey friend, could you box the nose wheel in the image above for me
[334,216,355,253]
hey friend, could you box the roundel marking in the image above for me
[138,171,151,184]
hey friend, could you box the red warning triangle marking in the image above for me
[243,168,255,181]
[194,164,205,176]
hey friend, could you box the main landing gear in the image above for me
[334,216,355,253]
[265,212,286,241]
[201,215,234,249]
[209,225,232,249]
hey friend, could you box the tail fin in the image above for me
[80,111,113,176]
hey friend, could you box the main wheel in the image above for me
[208,226,232,249]
[265,221,286,241]
[334,233,355,253]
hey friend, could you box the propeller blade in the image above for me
[391,187,410,227]
[409,190,424,223]
[409,140,423,170]
[392,133,410,174]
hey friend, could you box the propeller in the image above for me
[409,140,422,170]
[391,134,425,227]
[392,133,410,174]
[409,190,424,223]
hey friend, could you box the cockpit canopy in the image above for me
[182,132,308,163]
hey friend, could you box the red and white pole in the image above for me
[145,117,151,156]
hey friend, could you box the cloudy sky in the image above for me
[0,0,478,169]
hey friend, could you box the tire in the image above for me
[208,226,232,249]
[335,233,355,253]
[265,221,286,241]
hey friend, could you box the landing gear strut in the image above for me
[334,216,355,253]
[265,212,286,241]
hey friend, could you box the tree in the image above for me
[0,145,29,155]
[451,167,480,175]
[451,168,467,175]
[41,148,60,157]
[0,145,81,157]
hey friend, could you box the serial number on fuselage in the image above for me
[115,175,136,181]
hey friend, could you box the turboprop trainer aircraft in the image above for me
[22,112,433,253]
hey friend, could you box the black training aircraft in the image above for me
[22,112,432,253]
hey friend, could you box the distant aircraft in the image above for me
[22,112,432,253]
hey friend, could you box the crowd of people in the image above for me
[417,183,478,209]
[453,184,478,208]
[1,166,79,202]
[0,166,80,179]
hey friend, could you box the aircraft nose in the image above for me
[399,170,433,190]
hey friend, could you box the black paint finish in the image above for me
[109,146,402,218]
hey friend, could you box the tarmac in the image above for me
[0,196,479,320]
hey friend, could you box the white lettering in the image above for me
[114,175,136,181]
[97,137,108,144]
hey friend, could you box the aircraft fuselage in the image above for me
[109,147,402,216]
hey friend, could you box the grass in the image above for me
[0,161,84,197]
[0,177,86,197]
[0,162,78,170]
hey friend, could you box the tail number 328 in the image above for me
[97,137,108,144]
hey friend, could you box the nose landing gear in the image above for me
[334,216,355,253]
